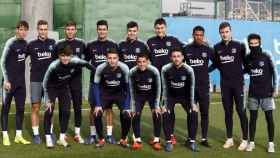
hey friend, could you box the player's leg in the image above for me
[261,98,275,153]
[246,97,258,152]
[233,86,248,151]
[1,85,14,146]
[70,84,84,143]
[149,100,162,151]
[85,83,97,144]
[104,100,115,144]
[14,85,30,145]
[118,99,131,148]
[182,100,198,152]
[44,88,57,148]
[198,90,210,147]
[30,82,43,144]
[56,89,71,147]
[131,99,145,149]
[161,98,176,152]
[221,85,234,148]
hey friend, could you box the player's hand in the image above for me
[3,81,11,91]
[273,91,278,97]
[192,104,199,112]
[45,101,52,112]
[154,107,161,117]
[94,106,103,116]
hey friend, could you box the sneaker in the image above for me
[189,142,199,152]
[164,142,173,152]
[268,142,275,153]
[132,141,143,150]
[246,142,255,152]
[46,137,54,149]
[57,139,70,147]
[3,135,11,146]
[14,136,31,145]
[85,135,97,145]
[32,135,41,144]
[96,138,105,148]
[238,140,248,151]
[74,135,85,144]
[223,139,234,149]
[106,135,116,144]
[171,135,177,145]
[119,139,130,148]
[200,140,211,148]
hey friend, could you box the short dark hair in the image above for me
[170,47,183,56]
[37,20,48,27]
[219,22,231,31]
[106,48,119,56]
[154,18,166,27]
[58,45,73,56]
[65,21,77,28]
[127,21,138,30]
[16,20,29,29]
[247,33,261,43]
[137,52,150,60]
[193,25,205,34]
[97,20,108,29]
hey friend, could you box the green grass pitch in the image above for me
[0,93,279,158]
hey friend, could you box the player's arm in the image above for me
[119,62,131,110]
[161,65,169,109]
[42,61,57,108]
[268,54,279,96]
[240,43,247,68]
[71,57,95,72]
[1,39,12,91]
[185,64,197,111]
[208,46,219,72]
[93,64,105,108]
[151,66,161,109]
[128,68,136,112]
[84,43,91,62]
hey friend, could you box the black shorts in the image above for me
[101,96,124,110]
[47,87,71,107]
[167,97,191,113]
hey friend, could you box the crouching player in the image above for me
[161,48,199,152]
[245,34,278,153]
[129,53,161,150]
[92,48,131,148]
[43,46,95,148]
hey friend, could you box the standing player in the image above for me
[119,21,149,69]
[55,21,86,143]
[245,34,278,153]
[84,20,118,144]
[27,20,56,144]
[184,26,214,147]
[147,18,183,144]
[43,46,95,148]
[1,21,31,146]
[210,22,248,150]
[92,49,131,148]
[161,48,198,152]
[129,53,161,150]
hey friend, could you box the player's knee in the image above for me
[94,110,103,119]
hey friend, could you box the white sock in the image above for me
[16,130,22,137]
[201,138,207,141]
[32,126,39,135]
[75,127,80,136]
[154,137,160,142]
[107,126,113,136]
[2,131,8,137]
[60,133,65,141]
[50,124,54,134]
[90,126,96,136]
[269,142,274,145]
[190,139,195,143]
[46,135,52,142]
